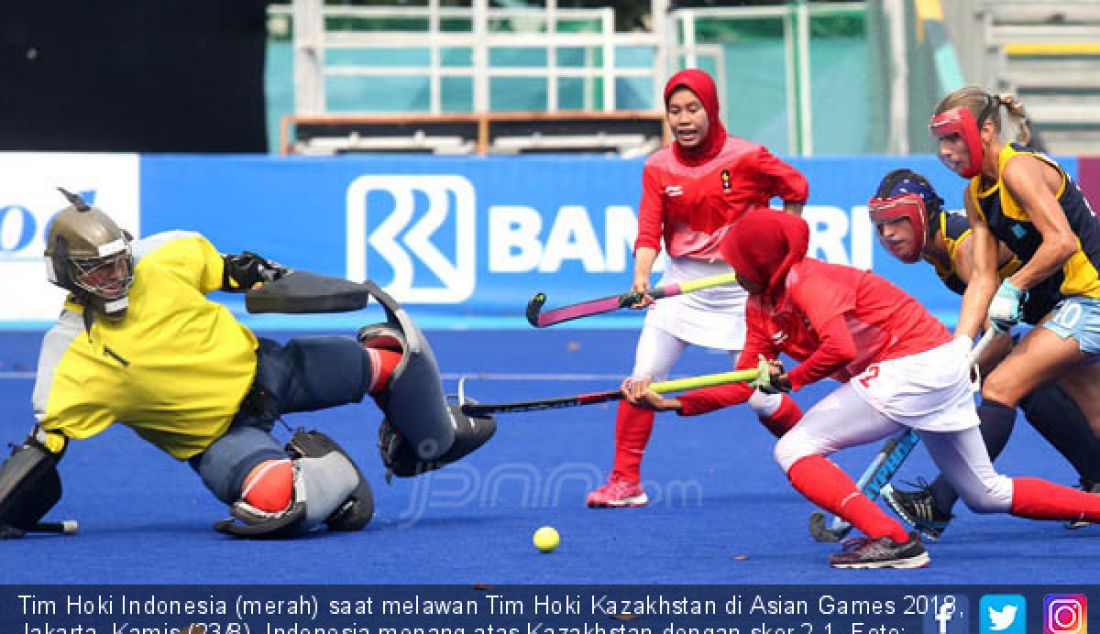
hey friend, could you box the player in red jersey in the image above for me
[587,68,809,508]
[625,209,1100,568]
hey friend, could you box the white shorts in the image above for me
[644,256,747,350]
[848,336,980,432]
[773,384,1012,511]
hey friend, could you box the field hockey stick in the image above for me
[525,271,739,328]
[33,520,79,535]
[807,329,997,542]
[460,367,758,417]
[0,519,80,539]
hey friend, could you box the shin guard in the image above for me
[788,455,909,542]
[1010,477,1100,524]
[758,395,801,438]
[610,402,655,484]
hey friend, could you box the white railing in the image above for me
[271,0,666,115]
[272,0,868,156]
[668,2,865,156]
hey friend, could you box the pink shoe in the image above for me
[586,478,648,508]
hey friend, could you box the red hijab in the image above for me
[663,69,728,166]
[720,210,809,298]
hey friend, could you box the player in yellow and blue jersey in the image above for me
[917,86,1100,534]
[867,168,1100,539]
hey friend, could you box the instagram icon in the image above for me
[1045,595,1088,634]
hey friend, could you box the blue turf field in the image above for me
[1,329,1097,584]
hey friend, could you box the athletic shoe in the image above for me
[829,531,930,569]
[881,480,953,541]
[586,478,648,508]
[1066,478,1100,529]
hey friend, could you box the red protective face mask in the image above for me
[868,194,928,263]
[929,107,984,178]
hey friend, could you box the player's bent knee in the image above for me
[241,460,294,513]
[215,430,372,538]
[955,476,1013,514]
[747,390,783,417]
[980,374,1022,409]
[774,432,814,473]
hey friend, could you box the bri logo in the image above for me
[346,175,476,303]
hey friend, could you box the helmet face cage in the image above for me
[44,197,135,320]
[68,243,134,300]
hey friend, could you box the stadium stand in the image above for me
[945,0,1100,155]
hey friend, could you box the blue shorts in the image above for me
[189,335,374,504]
[1042,296,1100,357]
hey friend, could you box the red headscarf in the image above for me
[663,68,728,166]
[720,210,809,297]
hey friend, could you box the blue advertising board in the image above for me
[3,153,1077,329]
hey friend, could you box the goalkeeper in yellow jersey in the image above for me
[0,189,495,538]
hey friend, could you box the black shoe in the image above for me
[829,531,930,569]
[1066,478,1100,530]
[378,403,496,479]
[882,480,953,540]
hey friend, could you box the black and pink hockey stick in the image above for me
[525,272,739,328]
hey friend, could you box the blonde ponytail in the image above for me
[997,93,1032,146]
[936,86,1034,145]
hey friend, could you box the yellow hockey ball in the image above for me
[533,526,560,553]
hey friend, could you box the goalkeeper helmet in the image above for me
[44,188,134,322]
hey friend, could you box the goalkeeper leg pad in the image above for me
[0,441,61,533]
[357,323,453,462]
[215,430,369,538]
[287,430,374,531]
[356,282,497,479]
[359,323,496,478]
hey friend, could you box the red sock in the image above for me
[241,459,294,513]
[1011,477,1100,523]
[365,348,402,395]
[609,401,655,484]
[788,455,909,542]
[758,395,801,438]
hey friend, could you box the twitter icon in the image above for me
[982,595,1027,634]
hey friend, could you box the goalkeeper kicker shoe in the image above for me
[882,481,953,540]
[586,477,648,508]
[829,532,930,569]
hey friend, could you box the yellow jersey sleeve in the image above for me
[135,231,226,295]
